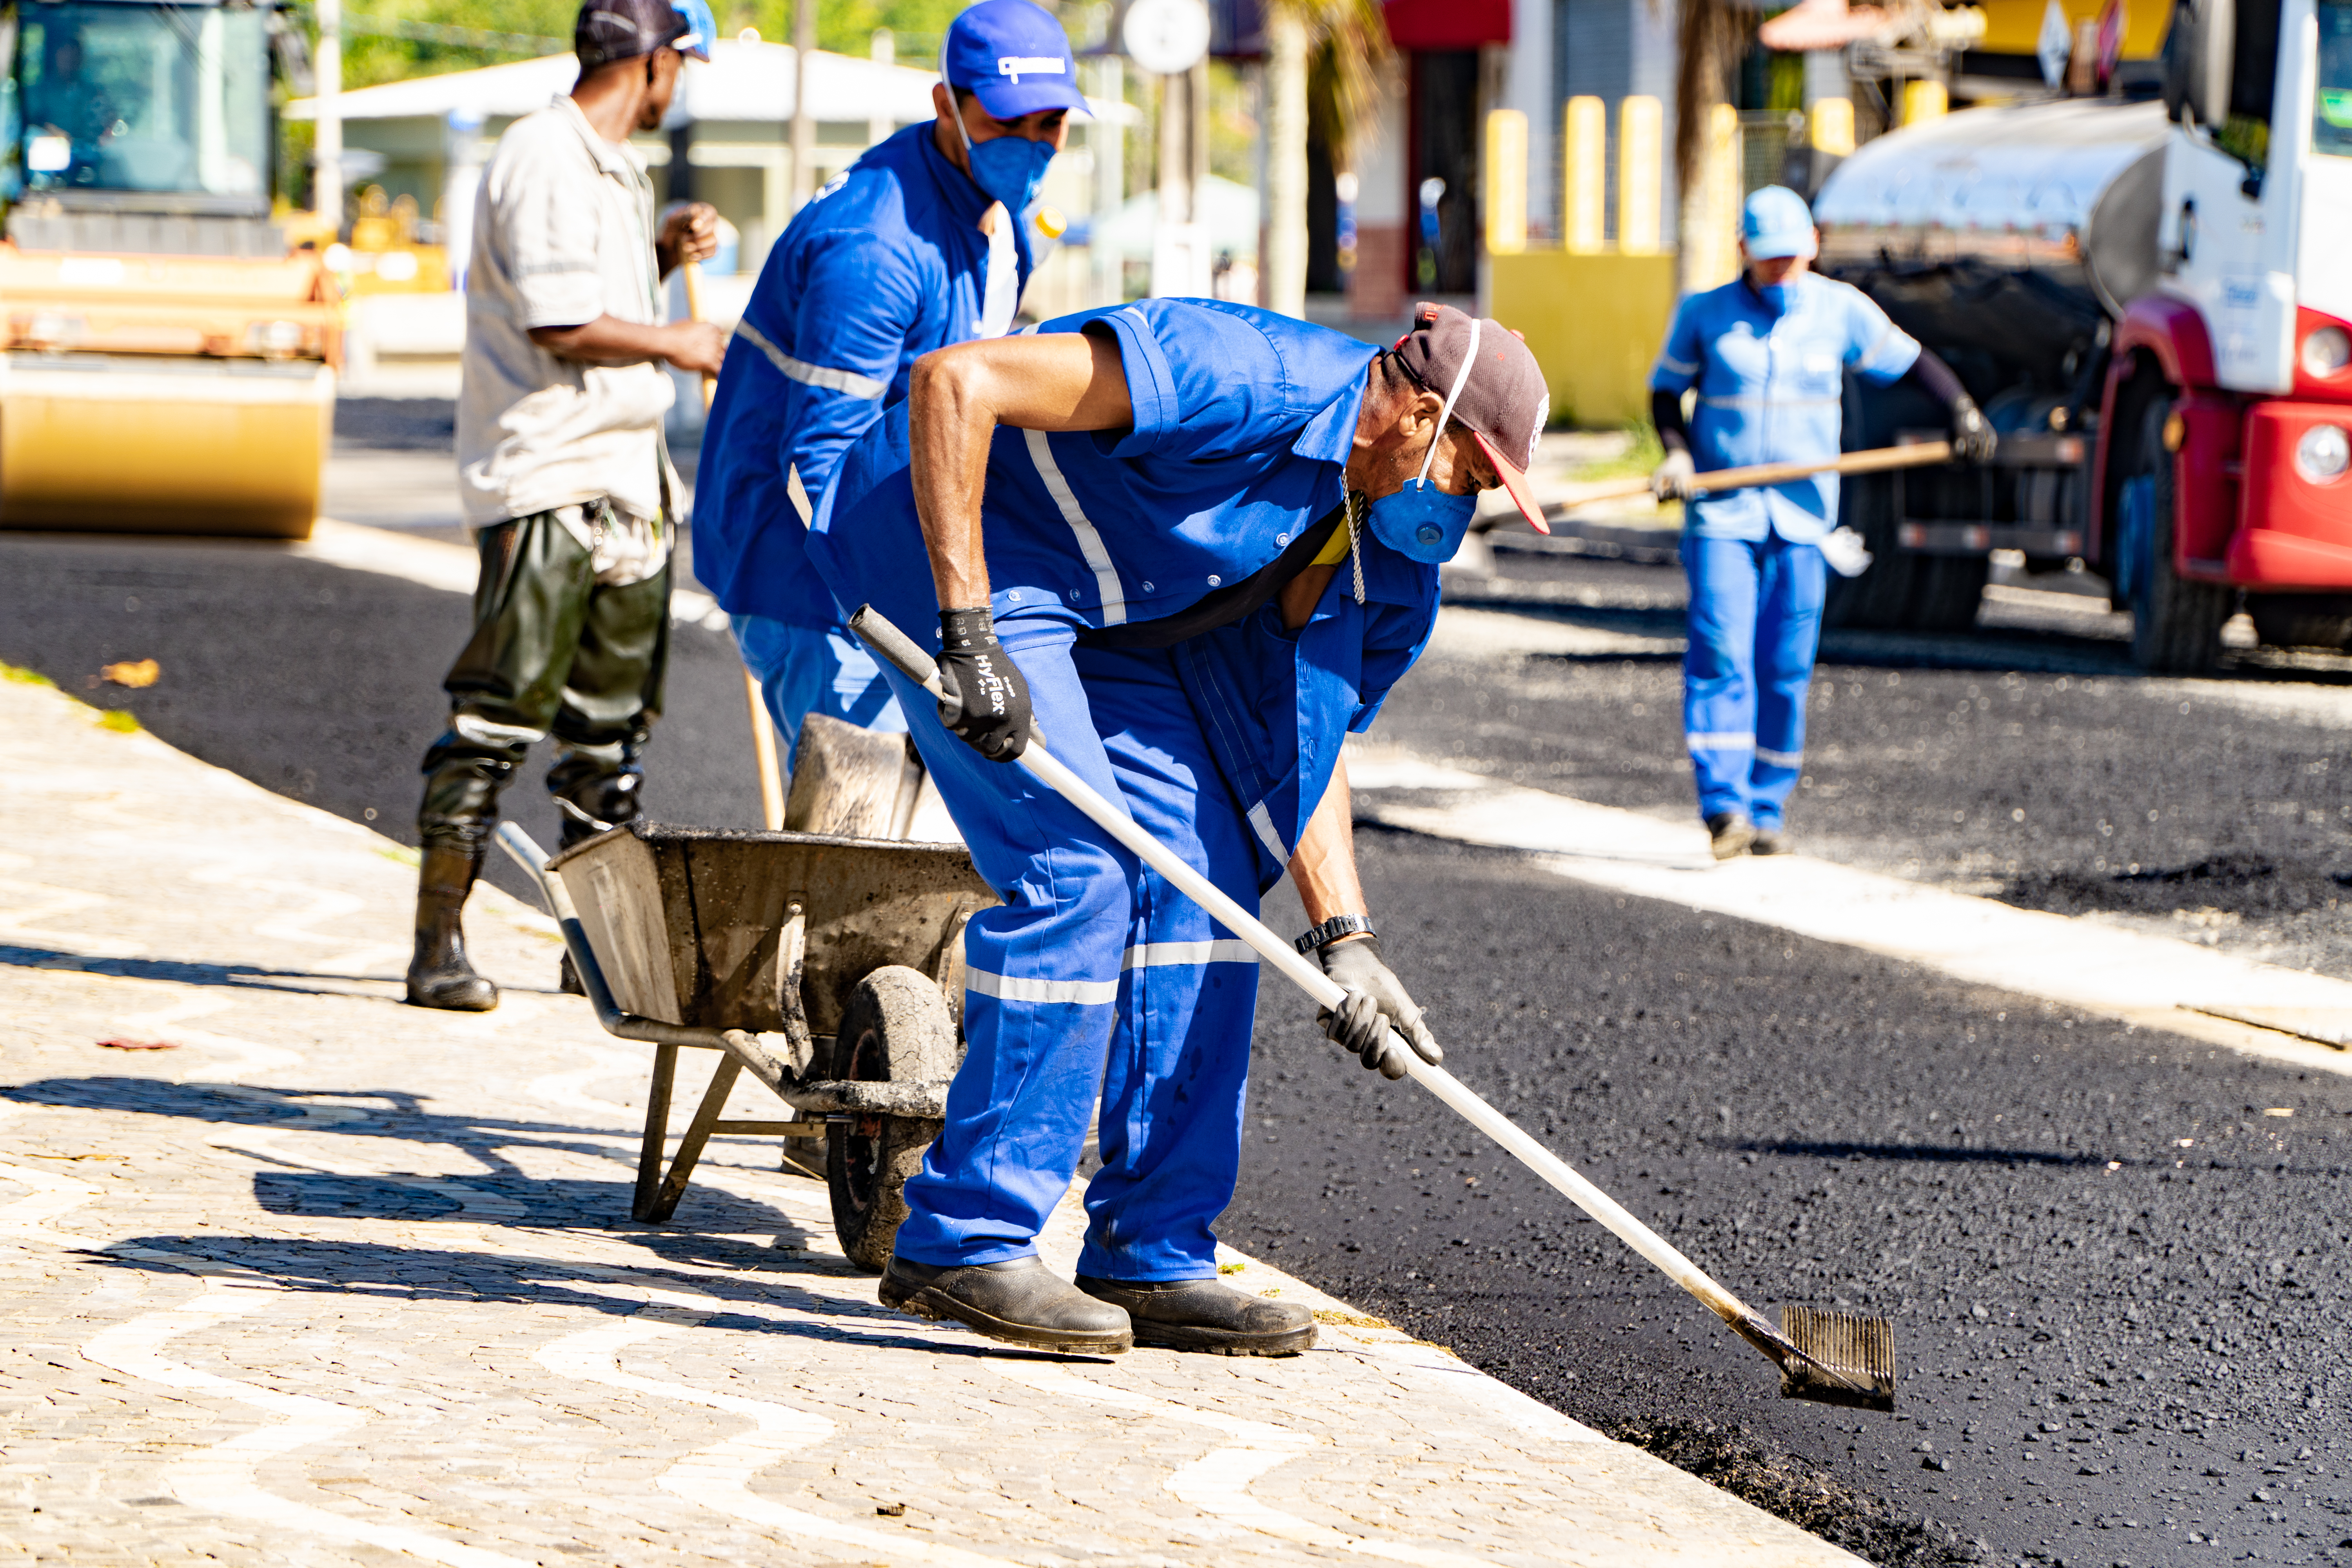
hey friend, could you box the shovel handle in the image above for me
[1557,439,1957,512]
[681,258,717,413]
[846,603,1763,1326]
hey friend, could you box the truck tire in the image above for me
[2246,593,2352,651]
[1822,472,1918,628]
[826,965,958,1273]
[2125,396,2234,673]
[1909,554,1990,632]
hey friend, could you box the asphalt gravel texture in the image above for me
[5,453,2352,1566]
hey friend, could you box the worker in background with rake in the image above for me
[810,301,1553,1357]
[1650,184,1996,861]
[691,0,1082,777]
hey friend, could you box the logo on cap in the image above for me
[998,54,1065,80]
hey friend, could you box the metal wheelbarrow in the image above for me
[496,817,996,1270]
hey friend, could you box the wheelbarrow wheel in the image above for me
[826,964,957,1272]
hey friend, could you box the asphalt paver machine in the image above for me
[0,0,338,537]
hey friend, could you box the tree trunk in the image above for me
[1264,6,1310,318]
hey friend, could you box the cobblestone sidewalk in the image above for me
[0,671,1859,1567]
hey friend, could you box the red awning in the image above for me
[1383,0,1511,50]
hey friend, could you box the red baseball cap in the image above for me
[1392,302,1552,533]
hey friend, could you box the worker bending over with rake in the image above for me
[810,301,1552,1355]
[1650,185,1994,861]
[407,0,725,1011]
[694,0,1080,771]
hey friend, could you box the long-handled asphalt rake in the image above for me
[849,605,1896,1412]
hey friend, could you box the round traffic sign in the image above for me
[1122,0,1212,76]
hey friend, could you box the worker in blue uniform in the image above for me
[1650,185,1995,859]
[691,0,1080,762]
[811,301,1553,1355]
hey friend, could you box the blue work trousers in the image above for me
[731,613,906,773]
[1683,532,1826,827]
[880,624,1262,1282]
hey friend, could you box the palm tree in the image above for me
[1263,0,1391,316]
[1673,0,1748,293]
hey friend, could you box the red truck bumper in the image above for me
[2229,401,2352,588]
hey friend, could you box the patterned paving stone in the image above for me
[0,675,1859,1566]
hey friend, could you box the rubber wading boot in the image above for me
[880,1256,1132,1354]
[406,846,499,1012]
[1075,1274,1317,1356]
[1749,826,1795,857]
[1706,812,1757,861]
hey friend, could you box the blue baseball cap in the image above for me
[942,0,1085,119]
[670,0,715,60]
[1741,185,1818,259]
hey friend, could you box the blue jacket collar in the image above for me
[913,119,996,229]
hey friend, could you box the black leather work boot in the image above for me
[405,845,499,1012]
[1075,1274,1318,1356]
[1706,812,1757,861]
[880,1256,1133,1354]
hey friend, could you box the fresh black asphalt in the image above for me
[4,481,2349,1566]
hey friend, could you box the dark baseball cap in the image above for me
[1392,303,1552,533]
[575,0,710,73]
[942,0,1086,120]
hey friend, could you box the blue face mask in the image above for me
[1363,317,1484,564]
[951,89,1056,214]
[1365,479,1477,563]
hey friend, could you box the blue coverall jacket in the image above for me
[1650,273,1919,543]
[691,120,1031,627]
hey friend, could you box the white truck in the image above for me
[1811,0,2352,670]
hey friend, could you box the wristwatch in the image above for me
[1295,913,1377,954]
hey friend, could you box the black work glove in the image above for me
[1317,936,1442,1080]
[1950,397,1998,464]
[935,608,1031,762]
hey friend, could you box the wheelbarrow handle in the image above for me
[843,603,1771,1329]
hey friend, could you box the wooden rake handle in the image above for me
[1555,439,1957,512]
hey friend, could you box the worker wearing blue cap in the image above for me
[1649,185,1994,860]
[693,0,1085,775]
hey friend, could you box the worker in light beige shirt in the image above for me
[409,0,726,1012]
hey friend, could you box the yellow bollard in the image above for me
[1617,95,1663,256]
[1901,79,1948,125]
[1563,96,1606,254]
[1809,96,1857,157]
[1485,109,1529,255]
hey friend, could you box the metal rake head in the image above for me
[1777,1305,1898,1412]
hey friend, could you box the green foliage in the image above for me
[719,0,968,63]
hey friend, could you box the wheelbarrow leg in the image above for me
[639,1055,744,1223]
[633,1044,681,1222]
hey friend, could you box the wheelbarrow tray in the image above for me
[546,821,995,1037]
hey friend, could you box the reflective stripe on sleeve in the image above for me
[1024,427,1127,626]
[1685,731,1757,751]
[1755,746,1803,768]
[1655,353,1699,375]
[964,967,1120,1005]
[1122,940,1259,969]
[731,319,889,400]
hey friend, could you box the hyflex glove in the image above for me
[1950,397,1998,464]
[935,608,1031,762]
[1651,449,1698,502]
[1317,936,1442,1080]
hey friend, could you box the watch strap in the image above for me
[1295,913,1377,955]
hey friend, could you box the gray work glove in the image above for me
[1651,449,1697,502]
[1317,936,1442,1080]
[1950,396,1998,464]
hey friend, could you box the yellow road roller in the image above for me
[0,0,339,539]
